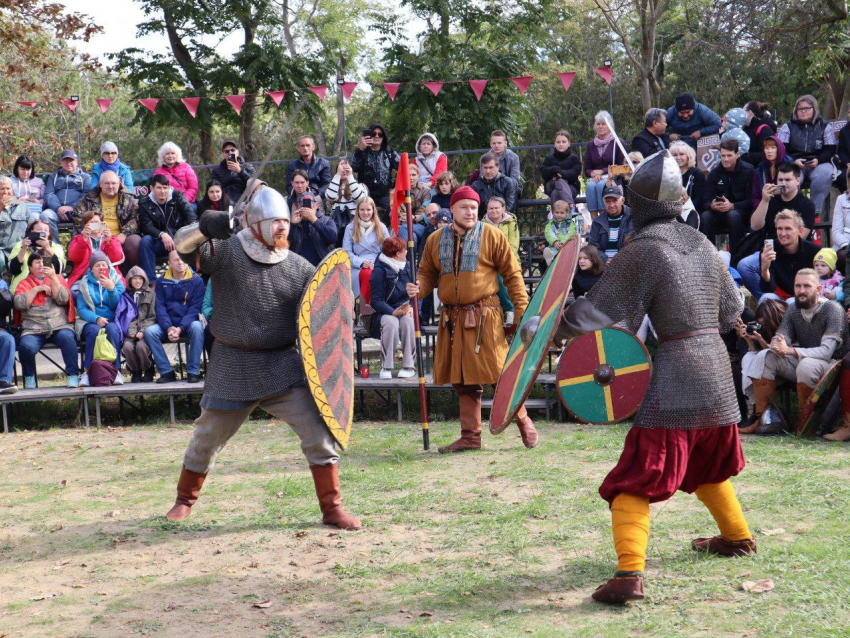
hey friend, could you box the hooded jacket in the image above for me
[124,266,157,336]
[484,212,520,258]
[91,160,134,191]
[742,115,777,165]
[471,171,518,214]
[351,123,400,198]
[415,133,447,185]
[211,156,258,203]
[540,148,582,195]
[751,135,790,209]
[153,162,199,203]
[138,188,197,238]
[72,264,125,333]
[778,96,834,164]
[665,102,722,139]
[155,264,205,333]
[72,183,140,235]
[44,167,92,212]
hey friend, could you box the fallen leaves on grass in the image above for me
[252,600,272,609]
[760,528,785,536]
[741,579,774,593]
[30,593,61,601]
[420,611,434,617]
[295,530,309,538]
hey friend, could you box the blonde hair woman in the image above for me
[343,197,389,301]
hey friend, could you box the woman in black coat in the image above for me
[540,130,582,198]
[742,101,778,166]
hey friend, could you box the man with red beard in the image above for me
[164,183,361,530]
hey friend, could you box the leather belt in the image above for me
[658,328,719,345]
[215,338,293,352]
[441,293,499,353]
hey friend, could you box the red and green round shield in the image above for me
[797,359,841,437]
[557,328,651,424]
[490,235,580,435]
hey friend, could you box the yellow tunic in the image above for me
[418,223,528,385]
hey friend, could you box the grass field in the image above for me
[1,417,849,638]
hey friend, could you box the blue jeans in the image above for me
[19,329,79,377]
[81,322,122,370]
[144,321,203,375]
[0,329,16,383]
[139,235,170,282]
[585,179,607,212]
[737,252,763,299]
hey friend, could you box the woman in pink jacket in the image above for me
[153,142,199,203]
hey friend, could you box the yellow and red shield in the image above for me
[797,359,841,437]
[298,250,355,450]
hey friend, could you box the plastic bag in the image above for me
[93,328,117,362]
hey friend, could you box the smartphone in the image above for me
[764,239,774,250]
[227,151,236,162]
[26,231,45,244]
[776,184,786,194]
[89,221,102,232]
[299,193,314,209]
[362,128,372,138]
[713,196,724,202]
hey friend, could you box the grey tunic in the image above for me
[776,300,849,360]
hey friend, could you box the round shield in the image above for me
[557,328,651,424]
[489,234,580,435]
[298,249,355,450]
[796,359,841,437]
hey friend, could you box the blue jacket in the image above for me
[369,257,413,337]
[72,267,125,324]
[665,102,722,139]
[588,207,635,256]
[155,266,205,333]
[288,213,338,266]
[90,161,134,191]
[44,167,92,212]
[286,156,332,198]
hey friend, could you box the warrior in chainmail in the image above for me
[163,183,361,530]
[555,150,756,603]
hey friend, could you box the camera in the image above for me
[745,321,763,335]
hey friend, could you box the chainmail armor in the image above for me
[626,188,682,229]
[777,301,849,359]
[585,220,744,430]
[200,236,316,403]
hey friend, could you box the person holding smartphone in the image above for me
[8,219,65,291]
[351,123,400,225]
[67,211,125,286]
[210,140,256,203]
[325,158,368,245]
[700,138,755,255]
[286,170,337,266]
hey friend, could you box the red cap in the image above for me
[450,185,480,207]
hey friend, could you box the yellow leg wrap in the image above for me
[694,480,752,542]
[611,493,650,573]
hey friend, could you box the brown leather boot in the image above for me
[691,536,757,556]
[165,466,207,522]
[591,574,645,603]
[825,413,850,441]
[439,392,482,453]
[795,382,814,430]
[740,378,776,434]
[515,406,538,448]
[310,464,362,530]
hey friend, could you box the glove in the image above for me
[198,210,234,240]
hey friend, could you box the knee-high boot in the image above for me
[439,388,482,453]
[310,464,362,530]
[165,466,207,522]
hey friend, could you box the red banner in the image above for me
[340,82,358,99]
[225,94,246,115]
[557,72,576,93]
[510,76,533,94]
[384,82,401,100]
[138,98,159,114]
[423,82,444,96]
[595,66,613,85]
[469,80,488,101]
[95,98,113,113]
[61,99,78,113]
[392,153,411,236]
[17,101,37,108]
[266,90,286,106]
[181,97,201,118]
[308,86,327,99]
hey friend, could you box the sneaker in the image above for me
[505,311,515,325]
[0,381,18,395]
[67,375,80,388]
[130,373,142,384]
[156,371,177,384]
[113,370,125,385]
[379,369,392,380]
[23,376,36,390]
[80,372,90,387]
[398,368,416,379]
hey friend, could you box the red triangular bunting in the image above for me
[139,98,159,114]
[595,66,613,85]
[225,94,246,115]
[340,82,358,99]
[557,72,576,93]
[383,83,401,100]
[423,82,443,96]
[95,98,113,113]
[266,90,286,106]
[510,76,533,94]
[469,80,488,101]
[307,85,327,99]
[181,97,201,118]
[61,99,78,113]
[17,101,37,108]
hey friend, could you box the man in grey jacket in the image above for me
[485,130,522,189]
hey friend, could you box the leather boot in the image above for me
[691,536,757,556]
[165,466,207,522]
[740,378,775,434]
[310,464,362,530]
[515,406,538,448]
[824,413,850,441]
[795,382,814,431]
[439,392,482,453]
[591,574,645,603]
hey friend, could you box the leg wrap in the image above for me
[611,493,650,574]
[695,480,752,542]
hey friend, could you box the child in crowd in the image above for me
[813,248,844,302]
[543,200,577,266]
[432,171,458,210]
[415,133,447,185]
[121,266,157,383]
[572,245,604,298]
[434,209,452,229]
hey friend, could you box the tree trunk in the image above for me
[199,129,213,165]
[240,19,257,161]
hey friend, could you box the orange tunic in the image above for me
[417,223,528,385]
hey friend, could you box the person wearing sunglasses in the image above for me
[352,123,400,226]
[90,141,134,191]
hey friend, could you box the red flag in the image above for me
[308,85,327,99]
[510,76,533,94]
[139,98,159,114]
[181,97,201,118]
[266,90,286,106]
[340,82,358,99]
[423,82,444,96]
[595,66,613,85]
[392,153,411,236]
[17,101,37,108]
[469,80,488,101]
[383,82,400,100]
[557,72,576,93]
[95,98,113,113]
[225,94,246,115]
[61,99,78,113]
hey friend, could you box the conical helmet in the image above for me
[243,182,289,229]
[626,150,683,228]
